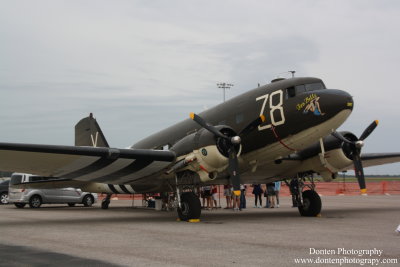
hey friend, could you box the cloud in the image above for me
[0,0,400,174]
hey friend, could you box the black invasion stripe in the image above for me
[119,185,132,194]
[108,184,120,194]
[92,159,154,183]
[62,157,118,179]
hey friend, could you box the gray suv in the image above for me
[8,173,97,208]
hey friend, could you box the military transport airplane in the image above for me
[1,77,400,221]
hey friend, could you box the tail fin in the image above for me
[75,113,109,147]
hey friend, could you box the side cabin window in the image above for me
[286,87,295,98]
[235,114,244,124]
[154,144,171,150]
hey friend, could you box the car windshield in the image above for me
[10,175,23,185]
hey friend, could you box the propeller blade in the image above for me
[228,147,241,193]
[239,115,266,137]
[190,113,227,139]
[353,152,367,194]
[331,131,354,145]
[359,120,379,141]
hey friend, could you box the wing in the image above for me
[0,142,176,184]
[359,153,400,168]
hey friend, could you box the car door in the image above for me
[59,188,81,203]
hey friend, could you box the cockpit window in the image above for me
[295,84,306,94]
[305,82,325,91]
[286,82,326,98]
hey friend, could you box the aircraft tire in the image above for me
[15,203,26,208]
[101,200,110,209]
[177,192,201,221]
[298,190,321,217]
[29,195,42,208]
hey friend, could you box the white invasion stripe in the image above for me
[116,185,128,194]
[127,185,136,193]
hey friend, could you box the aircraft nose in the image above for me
[298,89,353,118]
[328,89,353,112]
[315,89,353,115]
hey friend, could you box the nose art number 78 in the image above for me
[256,89,285,131]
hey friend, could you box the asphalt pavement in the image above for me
[0,195,399,266]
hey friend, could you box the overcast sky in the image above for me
[1,0,400,175]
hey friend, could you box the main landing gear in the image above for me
[101,193,112,209]
[174,172,201,221]
[291,174,322,217]
[177,192,201,221]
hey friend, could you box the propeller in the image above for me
[331,120,379,194]
[190,113,265,195]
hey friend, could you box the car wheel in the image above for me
[0,192,8,204]
[68,203,76,207]
[82,195,94,207]
[15,203,26,208]
[29,195,42,208]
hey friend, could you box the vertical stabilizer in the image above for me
[75,113,110,147]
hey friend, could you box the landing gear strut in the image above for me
[174,172,202,221]
[101,193,112,209]
[291,174,322,217]
[177,192,201,221]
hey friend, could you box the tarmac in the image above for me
[0,195,399,266]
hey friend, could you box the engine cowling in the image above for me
[296,132,358,181]
[170,126,241,182]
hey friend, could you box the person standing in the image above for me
[274,181,281,208]
[266,182,276,208]
[203,185,212,210]
[232,190,240,211]
[252,184,263,208]
[290,179,300,207]
[264,184,269,208]
[239,184,247,210]
[211,185,218,209]
[223,184,232,209]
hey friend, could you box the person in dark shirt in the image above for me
[252,184,263,208]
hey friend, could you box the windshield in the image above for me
[10,174,22,185]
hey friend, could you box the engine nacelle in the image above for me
[296,131,358,181]
[170,126,240,182]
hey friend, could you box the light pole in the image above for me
[217,82,234,102]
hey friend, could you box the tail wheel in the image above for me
[177,192,201,221]
[298,190,321,217]
[29,195,42,208]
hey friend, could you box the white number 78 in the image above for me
[256,89,285,131]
